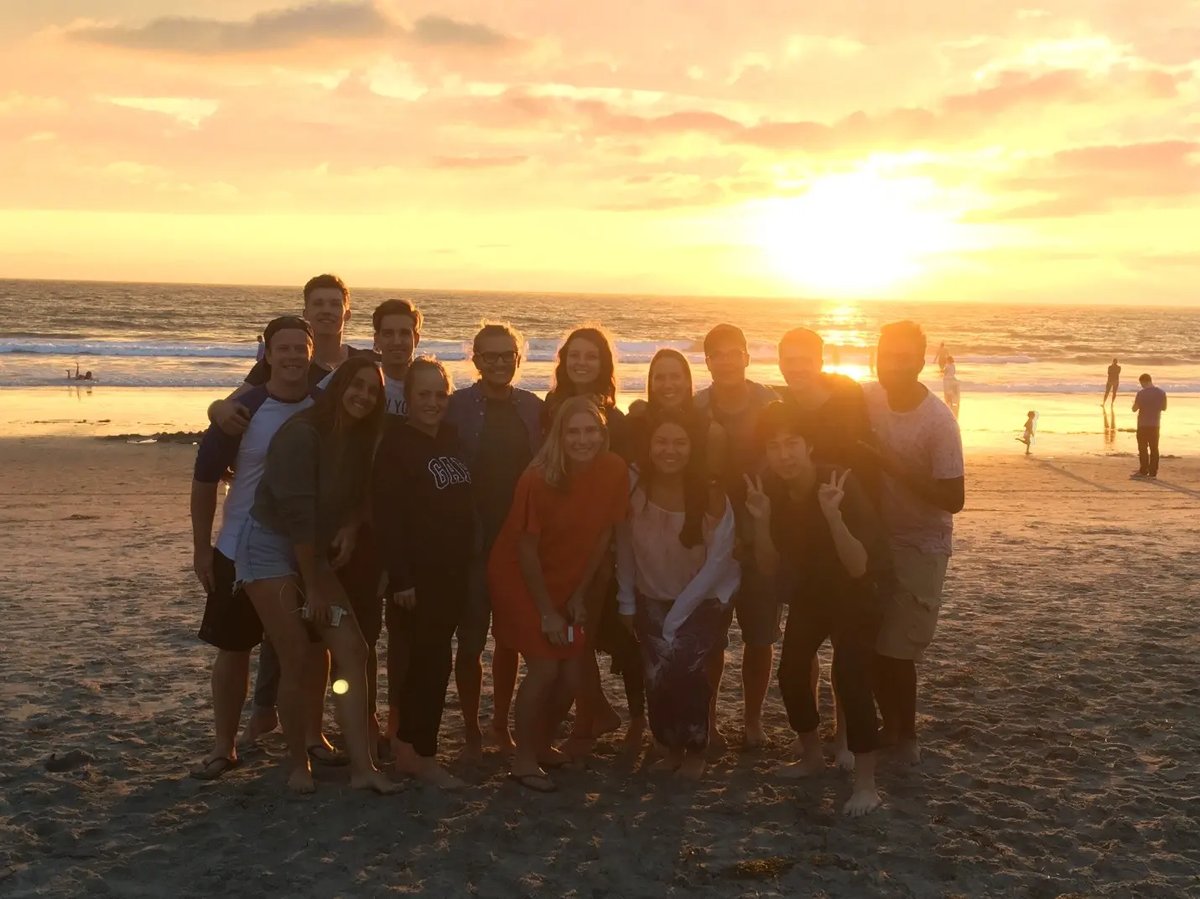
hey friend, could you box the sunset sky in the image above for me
[2,1,1198,303]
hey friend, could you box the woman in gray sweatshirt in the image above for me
[236,356,396,795]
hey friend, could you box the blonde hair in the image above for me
[532,396,609,489]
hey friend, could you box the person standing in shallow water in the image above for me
[445,323,543,760]
[861,320,964,766]
[1103,358,1121,406]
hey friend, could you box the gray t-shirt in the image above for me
[1134,386,1167,428]
[864,383,964,556]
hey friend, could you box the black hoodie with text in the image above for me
[372,420,477,595]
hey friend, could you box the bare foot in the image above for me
[394,741,465,789]
[286,766,315,794]
[351,770,402,795]
[834,745,856,772]
[238,709,279,747]
[677,753,706,781]
[458,740,485,764]
[743,721,767,749]
[775,752,825,779]
[563,736,595,761]
[651,750,683,773]
[843,788,882,817]
[893,737,921,765]
[487,723,516,755]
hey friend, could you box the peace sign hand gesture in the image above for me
[817,469,850,522]
[743,474,771,521]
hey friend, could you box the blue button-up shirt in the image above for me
[445,380,544,471]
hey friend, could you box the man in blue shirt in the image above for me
[445,322,542,758]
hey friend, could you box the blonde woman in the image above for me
[488,397,630,792]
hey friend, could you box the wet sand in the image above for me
[1,437,1198,897]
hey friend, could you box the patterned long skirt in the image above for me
[634,594,728,752]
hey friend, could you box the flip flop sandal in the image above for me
[506,772,558,793]
[190,756,240,781]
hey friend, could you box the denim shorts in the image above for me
[235,518,299,587]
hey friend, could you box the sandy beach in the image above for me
[1,436,1198,897]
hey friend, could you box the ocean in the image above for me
[1,278,1196,450]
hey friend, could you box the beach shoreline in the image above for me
[2,436,1198,896]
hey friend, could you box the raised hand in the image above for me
[743,473,771,521]
[817,469,850,521]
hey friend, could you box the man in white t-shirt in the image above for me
[189,316,316,779]
[861,320,965,765]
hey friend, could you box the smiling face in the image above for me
[563,410,605,465]
[565,337,602,390]
[265,327,313,387]
[649,421,691,476]
[407,365,450,430]
[304,286,350,339]
[649,355,690,409]
[474,333,520,390]
[374,312,418,370]
[763,430,814,484]
[341,365,381,421]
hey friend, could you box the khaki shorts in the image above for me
[875,548,949,661]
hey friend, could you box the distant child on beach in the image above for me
[1017,411,1038,454]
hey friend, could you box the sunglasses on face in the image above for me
[477,351,518,365]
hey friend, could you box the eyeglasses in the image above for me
[477,351,518,365]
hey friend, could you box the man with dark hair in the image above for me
[446,322,543,759]
[744,402,892,815]
[775,327,879,769]
[189,317,320,779]
[209,273,370,435]
[1131,373,1167,479]
[696,322,781,748]
[373,298,422,417]
[1103,358,1121,406]
[207,275,377,755]
[861,320,964,765]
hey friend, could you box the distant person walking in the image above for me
[1131,374,1167,479]
[932,342,950,374]
[255,334,266,363]
[1016,411,1038,455]
[1102,359,1121,406]
[942,356,960,419]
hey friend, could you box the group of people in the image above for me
[189,273,965,816]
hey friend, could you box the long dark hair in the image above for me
[300,356,384,436]
[549,327,617,409]
[635,408,709,549]
[646,348,695,413]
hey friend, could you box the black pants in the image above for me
[1137,426,1160,476]
[392,571,467,757]
[778,597,879,754]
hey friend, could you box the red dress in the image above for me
[489,452,630,659]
